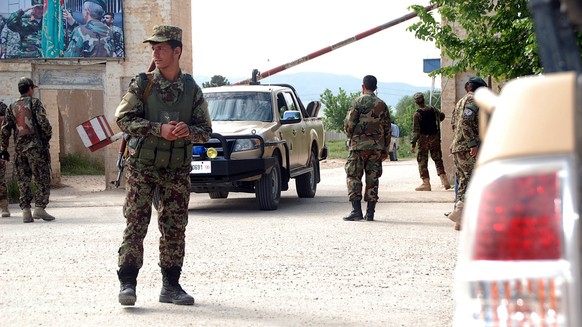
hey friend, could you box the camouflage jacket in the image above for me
[109,25,124,57]
[344,92,391,152]
[6,9,42,58]
[411,105,445,146]
[115,69,212,144]
[1,96,52,153]
[64,20,114,57]
[451,91,480,153]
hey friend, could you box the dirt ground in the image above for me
[56,159,348,195]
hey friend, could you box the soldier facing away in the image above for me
[0,77,55,223]
[114,25,212,306]
[343,75,391,222]
[448,76,488,231]
[410,92,451,191]
[6,0,44,58]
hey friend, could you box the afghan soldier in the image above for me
[114,25,212,306]
[343,75,391,222]
[410,92,451,191]
[0,78,54,223]
[0,101,9,217]
[448,76,488,230]
[103,12,125,57]
[1,23,22,59]
[6,0,44,58]
[63,0,114,57]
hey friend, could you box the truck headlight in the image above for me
[233,139,260,152]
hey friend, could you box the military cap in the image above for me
[413,92,425,102]
[468,76,488,88]
[143,25,182,43]
[18,77,37,88]
[31,0,43,7]
[85,0,107,11]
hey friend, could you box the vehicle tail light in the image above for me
[454,157,580,327]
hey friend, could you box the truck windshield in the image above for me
[205,92,273,122]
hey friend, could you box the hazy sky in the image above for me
[191,0,440,87]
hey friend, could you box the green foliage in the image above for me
[320,88,360,133]
[61,153,105,176]
[326,140,348,159]
[408,1,541,80]
[392,90,441,138]
[202,75,231,88]
[8,179,19,204]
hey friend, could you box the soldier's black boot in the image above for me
[365,201,376,221]
[159,266,195,305]
[342,201,363,221]
[117,266,138,306]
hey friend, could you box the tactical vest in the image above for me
[418,107,438,135]
[132,74,195,169]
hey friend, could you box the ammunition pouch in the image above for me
[129,135,192,169]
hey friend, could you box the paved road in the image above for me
[0,159,457,327]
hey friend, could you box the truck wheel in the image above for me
[209,191,229,199]
[255,157,281,210]
[153,186,160,211]
[296,149,317,198]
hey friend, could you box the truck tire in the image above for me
[255,157,281,210]
[296,149,317,198]
[209,192,229,199]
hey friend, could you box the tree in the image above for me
[408,1,541,80]
[320,88,360,133]
[202,75,231,88]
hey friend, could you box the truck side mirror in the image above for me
[281,110,301,124]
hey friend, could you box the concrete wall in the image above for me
[0,0,192,189]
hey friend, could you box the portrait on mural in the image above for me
[0,0,124,59]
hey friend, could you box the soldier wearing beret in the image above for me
[448,76,488,230]
[410,92,451,191]
[63,0,114,57]
[0,77,54,223]
[6,0,44,58]
[114,25,212,306]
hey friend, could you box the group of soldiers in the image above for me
[0,0,124,59]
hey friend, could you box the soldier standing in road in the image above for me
[410,92,451,191]
[343,75,391,222]
[6,0,44,58]
[63,0,114,57]
[448,76,488,230]
[0,77,55,223]
[114,25,212,306]
[103,12,125,57]
[0,101,10,218]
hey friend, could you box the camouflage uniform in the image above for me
[1,24,22,58]
[110,24,124,57]
[64,20,114,57]
[0,88,52,211]
[344,92,391,203]
[6,4,43,58]
[411,104,446,179]
[451,91,480,203]
[0,101,8,202]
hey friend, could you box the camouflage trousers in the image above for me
[118,164,191,269]
[0,160,7,201]
[15,148,51,209]
[453,150,475,203]
[416,134,446,179]
[345,150,383,202]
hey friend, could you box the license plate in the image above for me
[191,161,211,173]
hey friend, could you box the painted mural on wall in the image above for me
[0,0,124,59]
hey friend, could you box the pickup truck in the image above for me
[453,0,582,326]
[189,83,327,210]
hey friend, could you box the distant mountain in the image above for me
[194,72,436,108]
